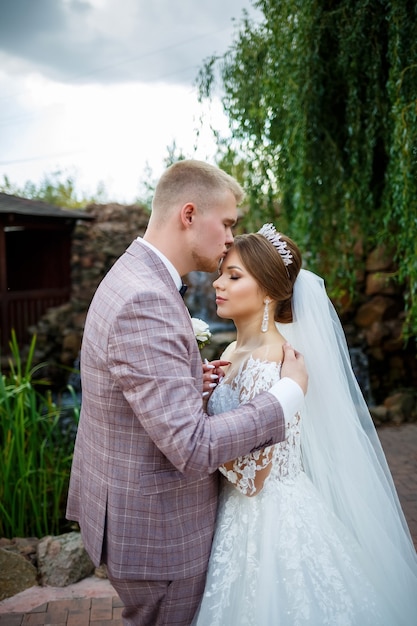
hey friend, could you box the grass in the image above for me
[0,331,79,538]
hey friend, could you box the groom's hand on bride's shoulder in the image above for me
[281,343,308,395]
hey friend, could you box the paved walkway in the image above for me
[1,422,416,625]
[378,422,417,547]
[0,596,123,626]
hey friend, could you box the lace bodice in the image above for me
[194,358,392,626]
[208,356,302,496]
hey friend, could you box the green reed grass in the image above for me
[0,331,79,538]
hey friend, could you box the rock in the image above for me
[37,531,94,587]
[364,320,390,347]
[365,246,394,272]
[3,537,39,567]
[94,564,108,579]
[382,319,404,352]
[365,272,398,296]
[0,537,39,569]
[0,547,38,601]
[369,405,390,426]
[383,391,416,425]
[355,296,400,327]
[60,331,82,365]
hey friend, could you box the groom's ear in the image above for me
[180,203,196,228]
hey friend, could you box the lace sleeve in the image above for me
[218,357,281,497]
[219,446,274,496]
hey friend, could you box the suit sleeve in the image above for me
[107,289,288,475]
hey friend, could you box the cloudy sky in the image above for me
[0,0,259,203]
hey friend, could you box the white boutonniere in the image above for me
[191,317,211,350]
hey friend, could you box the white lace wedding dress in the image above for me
[192,356,401,626]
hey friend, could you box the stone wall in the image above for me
[29,202,416,421]
[31,202,149,388]
[339,245,417,422]
[353,247,417,403]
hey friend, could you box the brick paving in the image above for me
[0,596,124,626]
[0,422,416,625]
[377,422,417,548]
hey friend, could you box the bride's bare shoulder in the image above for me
[252,340,285,366]
[221,341,237,361]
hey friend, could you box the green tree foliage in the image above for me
[197,0,417,337]
[0,170,107,209]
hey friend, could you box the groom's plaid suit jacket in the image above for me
[66,239,285,580]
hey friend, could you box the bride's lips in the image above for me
[216,296,226,304]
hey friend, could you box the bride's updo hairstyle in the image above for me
[232,230,302,323]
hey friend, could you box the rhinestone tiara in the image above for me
[257,223,293,267]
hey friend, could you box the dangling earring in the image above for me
[261,299,270,333]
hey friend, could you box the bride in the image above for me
[192,224,417,625]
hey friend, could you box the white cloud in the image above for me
[0,72,230,202]
[0,0,260,202]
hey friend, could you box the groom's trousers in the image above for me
[107,572,206,626]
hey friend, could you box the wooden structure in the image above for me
[0,193,93,352]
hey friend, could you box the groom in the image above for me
[66,159,307,626]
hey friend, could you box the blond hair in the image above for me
[152,160,244,216]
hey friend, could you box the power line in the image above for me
[0,150,83,166]
[0,24,235,104]
[0,20,242,171]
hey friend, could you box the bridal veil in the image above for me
[277,269,417,620]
